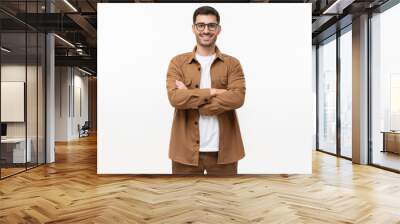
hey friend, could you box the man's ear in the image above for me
[192,24,195,34]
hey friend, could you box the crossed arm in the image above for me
[166,57,246,115]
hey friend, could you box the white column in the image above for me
[45,1,56,163]
[352,14,369,164]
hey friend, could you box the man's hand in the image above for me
[199,99,224,116]
[210,88,227,96]
[175,80,187,90]
[175,81,226,96]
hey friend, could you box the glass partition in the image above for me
[0,1,46,179]
[0,31,28,177]
[317,35,337,155]
[371,3,400,171]
[27,31,38,169]
[38,31,45,165]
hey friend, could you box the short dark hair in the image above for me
[193,6,220,24]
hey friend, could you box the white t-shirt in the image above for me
[196,53,219,152]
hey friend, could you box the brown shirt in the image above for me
[166,45,246,166]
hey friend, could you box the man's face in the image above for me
[192,14,221,48]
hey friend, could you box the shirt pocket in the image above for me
[214,73,228,88]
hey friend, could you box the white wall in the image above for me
[98,3,312,174]
[55,66,69,141]
[72,72,89,138]
[1,65,40,138]
[312,45,317,150]
[55,67,89,141]
[1,66,26,127]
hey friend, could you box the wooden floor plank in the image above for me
[1,133,400,223]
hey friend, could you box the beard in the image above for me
[196,34,217,47]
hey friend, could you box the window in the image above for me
[318,36,337,154]
[339,28,352,158]
[371,3,400,171]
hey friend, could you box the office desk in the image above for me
[381,131,400,154]
[1,138,32,164]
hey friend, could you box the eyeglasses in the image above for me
[194,23,219,32]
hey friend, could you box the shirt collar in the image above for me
[187,45,224,64]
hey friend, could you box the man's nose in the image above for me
[202,26,210,33]
[202,30,210,35]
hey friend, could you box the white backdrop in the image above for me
[98,3,312,174]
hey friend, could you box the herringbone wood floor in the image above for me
[1,133,400,224]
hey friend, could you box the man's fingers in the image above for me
[214,89,227,95]
[175,80,187,89]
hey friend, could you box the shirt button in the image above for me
[195,84,199,88]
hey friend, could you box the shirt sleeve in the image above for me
[199,57,246,116]
[166,57,212,109]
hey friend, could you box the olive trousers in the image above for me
[172,151,238,175]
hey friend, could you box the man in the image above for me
[166,6,246,175]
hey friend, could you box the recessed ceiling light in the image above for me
[322,0,355,14]
[78,67,93,76]
[1,47,11,53]
[63,0,78,12]
[54,34,75,48]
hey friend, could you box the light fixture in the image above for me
[1,47,11,53]
[322,0,355,15]
[76,48,86,55]
[54,34,75,48]
[63,0,78,12]
[78,67,93,76]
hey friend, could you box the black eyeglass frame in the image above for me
[193,23,220,32]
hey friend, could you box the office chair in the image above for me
[79,121,90,138]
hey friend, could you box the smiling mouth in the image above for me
[201,35,212,40]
